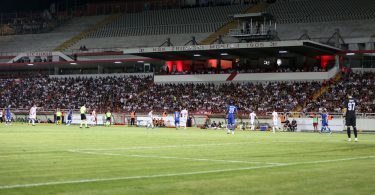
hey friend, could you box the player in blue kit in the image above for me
[226,102,238,135]
[174,108,180,129]
[5,105,12,126]
[320,109,331,134]
[66,108,73,126]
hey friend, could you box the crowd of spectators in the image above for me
[1,71,374,115]
[0,74,320,114]
[304,72,375,114]
[125,81,321,114]
[0,75,153,112]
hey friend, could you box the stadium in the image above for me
[0,0,374,194]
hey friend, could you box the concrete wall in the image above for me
[154,66,338,83]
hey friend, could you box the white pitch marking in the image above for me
[0,156,374,190]
[271,141,306,143]
[73,142,262,151]
[72,140,306,152]
[68,150,284,165]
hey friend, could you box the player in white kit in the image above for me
[29,105,37,126]
[0,110,3,123]
[272,110,279,133]
[249,111,257,130]
[91,109,97,126]
[180,108,188,129]
[146,110,154,129]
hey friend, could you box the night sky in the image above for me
[1,0,171,13]
[0,0,91,13]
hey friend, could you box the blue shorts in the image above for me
[322,122,328,126]
[175,119,180,124]
[228,116,235,125]
[6,116,11,121]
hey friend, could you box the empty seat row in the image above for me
[266,0,375,24]
[86,4,248,38]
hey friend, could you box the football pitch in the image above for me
[0,124,374,195]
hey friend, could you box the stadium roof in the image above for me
[123,40,342,60]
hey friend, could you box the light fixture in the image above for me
[137,61,144,63]
[277,59,282,66]
[193,54,201,57]
[279,50,288,54]
[221,53,229,56]
[27,63,34,66]
[346,53,355,56]
[114,61,122,64]
[70,62,77,65]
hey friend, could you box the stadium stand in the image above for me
[88,5,245,38]
[1,1,374,53]
[201,2,269,45]
[0,1,374,116]
[263,0,375,49]
[54,14,122,51]
[72,33,211,50]
[265,0,375,24]
[0,75,153,112]
[0,74,321,114]
[2,70,374,115]
[138,81,321,114]
[69,4,250,50]
[0,11,66,36]
[0,15,106,53]
[305,71,375,113]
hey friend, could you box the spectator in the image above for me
[290,119,297,132]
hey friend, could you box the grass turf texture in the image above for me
[0,124,374,195]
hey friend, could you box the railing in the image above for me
[68,47,130,55]
[228,28,272,36]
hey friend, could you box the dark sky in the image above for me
[0,0,151,13]
[0,0,90,13]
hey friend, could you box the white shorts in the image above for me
[273,120,278,126]
[30,114,36,119]
[250,120,255,125]
[180,118,187,125]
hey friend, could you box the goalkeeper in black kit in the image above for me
[343,95,358,142]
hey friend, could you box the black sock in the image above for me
[347,127,351,138]
[353,127,358,138]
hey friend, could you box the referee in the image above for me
[343,95,358,142]
[80,104,89,128]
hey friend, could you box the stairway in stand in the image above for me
[54,13,122,52]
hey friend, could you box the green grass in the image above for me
[0,124,374,195]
